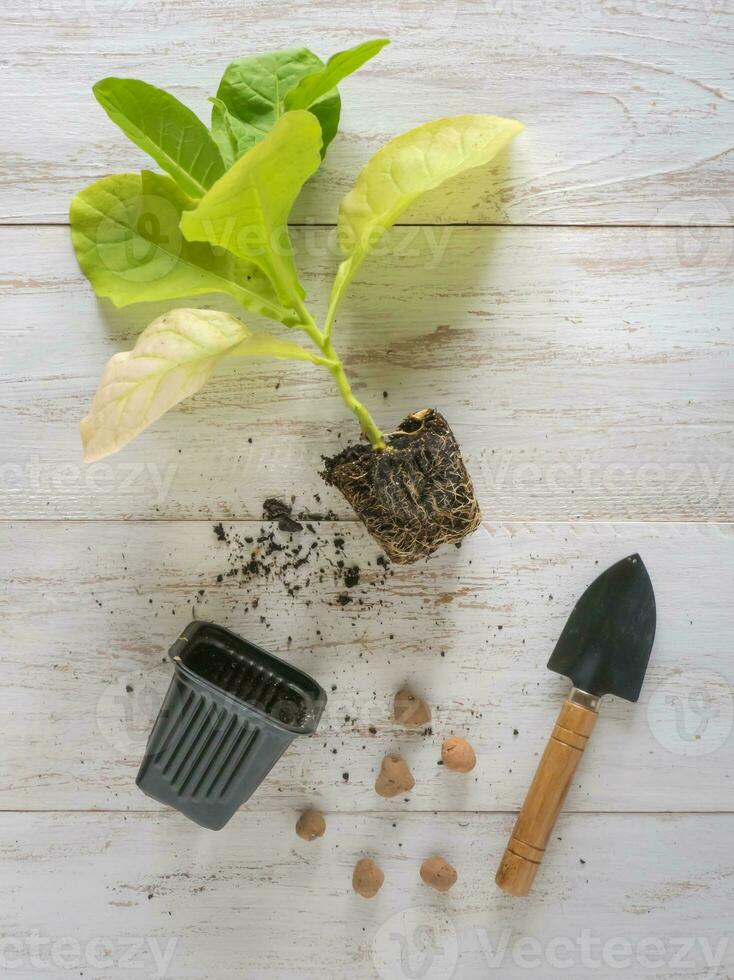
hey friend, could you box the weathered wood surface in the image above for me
[2,2,733,975]
[2,0,733,224]
[1,810,732,979]
[2,225,732,521]
[3,520,732,812]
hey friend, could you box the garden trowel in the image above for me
[495,554,656,896]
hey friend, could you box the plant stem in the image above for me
[291,298,387,451]
[322,337,387,450]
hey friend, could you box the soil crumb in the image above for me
[206,497,392,619]
[262,497,303,533]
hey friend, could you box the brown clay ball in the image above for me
[295,809,326,841]
[441,736,476,773]
[375,753,415,798]
[420,855,458,893]
[353,857,384,898]
[393,688,431,727]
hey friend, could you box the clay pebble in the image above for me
[353,858,384,898]
[420,855,458,892]
[441,736,476,772]
[375,753,415,798]
[296,809,326,841]
[393,688,431,727]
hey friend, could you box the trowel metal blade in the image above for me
[547,554,656,702]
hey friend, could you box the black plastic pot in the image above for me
[137,621,327,830]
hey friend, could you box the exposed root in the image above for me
[321,409,481,564]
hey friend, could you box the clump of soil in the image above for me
[441,736,476,773]
[321,409,481,564]
[262,497,303,533]
[393,688,431,727]
[296,809,326,841]
[353,857,384,898]
[420,855,458,892]
[375,753,415,798]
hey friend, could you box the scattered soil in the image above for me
[296,809,326,841]
[207,497,392,621]
[393,688,431,727]
[321,409,481,564]
[420,856,458,893]
[441,736,477,773]
[262,497,303,533]
[352,858,384,898]
[375,753,415,798]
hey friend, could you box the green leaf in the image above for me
[180,110,323,310]
[216,48,340,158]
[81,308,320,462]
[93,77,225,198]
[285,38,389,112]
[327,114,524,327]
[70,170,295,324]
[209,97,247,168]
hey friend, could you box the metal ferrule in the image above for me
[569,687,601,712]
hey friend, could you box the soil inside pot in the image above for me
[182,634,311,729]
[321,408,481,564]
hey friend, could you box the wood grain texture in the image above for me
[1,810,733,979]
[496,699,598,896]
[1,0,733,224]
[2,519,732,812]
[1,225,732,521]
[1,3,733,973]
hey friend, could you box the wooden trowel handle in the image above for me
[495,696,598,897]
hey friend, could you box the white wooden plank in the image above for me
[1,810,732,979]
[2,1,733,223]
[1,225,731,521]
[2,520,732,812]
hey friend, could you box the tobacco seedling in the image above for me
[71,40,522,561]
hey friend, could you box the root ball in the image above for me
[321,409,481,564]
